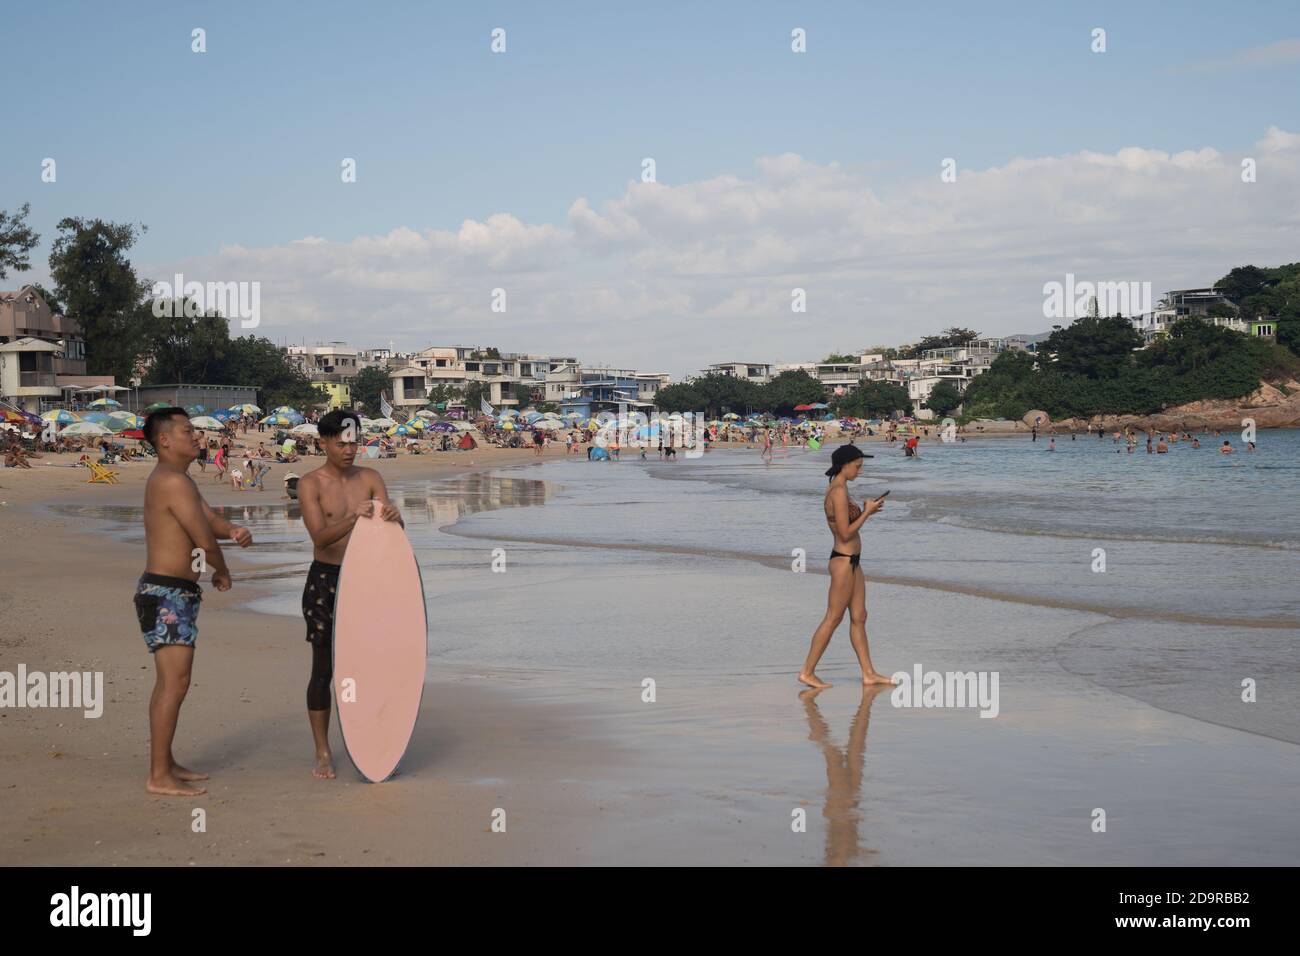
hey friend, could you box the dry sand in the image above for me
[0,443,622,865]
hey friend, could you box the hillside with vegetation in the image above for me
[962,262,1300,421]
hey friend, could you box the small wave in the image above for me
[923,511,1299,551]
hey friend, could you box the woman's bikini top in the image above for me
[847,500,862,522]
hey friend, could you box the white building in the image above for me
[702,362,772,384]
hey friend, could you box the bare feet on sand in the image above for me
[798,671,832,689]
[172,764,209,782]
[313,753,336,779]
[146,774,207,797]
[862,671,897,686]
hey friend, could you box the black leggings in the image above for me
[308,640,332,711]
[302,560,341,711]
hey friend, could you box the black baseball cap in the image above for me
[825,443,873,477]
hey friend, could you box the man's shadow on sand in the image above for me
[800,684,889,866]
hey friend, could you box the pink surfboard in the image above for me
[332,510,427,782]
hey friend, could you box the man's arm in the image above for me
[203,501,252,547]
[368,470,403,526]
[167,475,232,589]
[299,474,370,547]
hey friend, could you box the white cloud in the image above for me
[1172,38,1300,73]
[146,128,1300,378]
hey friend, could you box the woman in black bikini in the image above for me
[799,444,894,689]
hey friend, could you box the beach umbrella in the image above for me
[723,413,740,420]
[290,423,319,436]
[543,412,561,419]
[793,404,815,412]
[229,403,261,414]
[144,402,170,413]
[211,409,236,421]
[370,417,395,428]
[184,404,207,416]
[190,415,225,430]
[272,406,297,414]
[41,409,80,424]
[430,422,455,432]
[534,419,562,430]
[82,411,110,423]
[387,424,412,437]
[451,421,476,431]
[500,420,515,430]
[61,421,112,436]
[87,397,121,409]
[106,412,143,431]
[415,409,437,419]
[120,428,145,440]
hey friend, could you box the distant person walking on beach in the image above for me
[136,408,252,796]
[297,410,403,780]
[799,444,893,690]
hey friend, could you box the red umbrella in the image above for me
[793,404,814,412]
[121,428,145,440]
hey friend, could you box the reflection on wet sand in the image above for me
[801,685,888,866]
[48,475,555,586]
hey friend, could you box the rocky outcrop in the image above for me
[1053,379,1300,433]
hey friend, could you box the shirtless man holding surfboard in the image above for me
[137,408,253,796]
[297,410,403,779]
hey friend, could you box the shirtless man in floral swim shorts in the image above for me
[137,408,252,796]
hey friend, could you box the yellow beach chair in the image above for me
[86,460,120,484]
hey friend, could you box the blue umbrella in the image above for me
[184,404,207,416]
[82,411,110,423]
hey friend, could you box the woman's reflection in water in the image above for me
[800,685,889,866]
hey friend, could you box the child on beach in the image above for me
[296,410,403,780]
[136,408,252,796]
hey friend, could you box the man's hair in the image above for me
[318,410,362,439]
[143,407,189,447]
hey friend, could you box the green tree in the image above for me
[837,380,910,418]
[424,383,460,408]
[1042,314,1142,379]
[350,366,391,415]
[760,370,825,414]
[48,216,150,382]
[463,380,491,413]
[923,381,962,416]
[0,203,40,281]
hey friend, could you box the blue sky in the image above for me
[4,1,1299,375]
